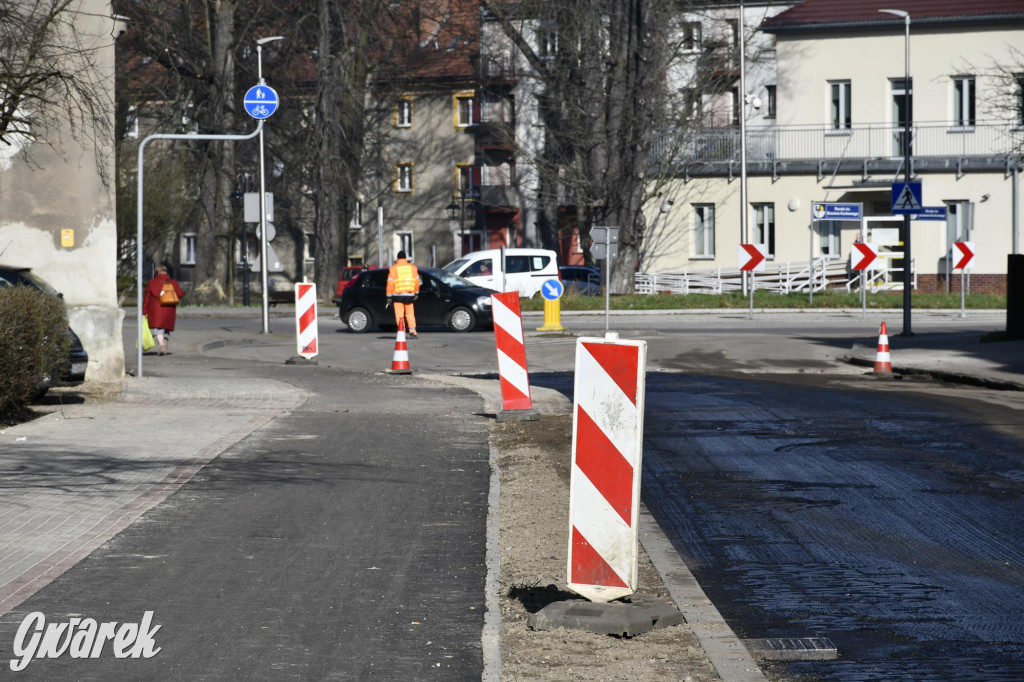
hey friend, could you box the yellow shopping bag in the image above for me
[141,317,155,351]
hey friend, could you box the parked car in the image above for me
[0,265,88,394]
[559,265,602,296]
[442,248,559,298]
[339,267,497,333]
[333,264,376,302]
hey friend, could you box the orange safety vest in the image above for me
[387,260,419,295]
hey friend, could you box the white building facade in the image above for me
[644,0,1024,294]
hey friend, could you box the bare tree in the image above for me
[0,0,113,177]
[481,0,671,293]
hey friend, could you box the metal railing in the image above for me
[651,121,1023,165]
[635,256,918,296]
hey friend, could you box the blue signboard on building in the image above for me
[811,202,863,221]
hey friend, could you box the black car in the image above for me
[0,265,88,392]
[559,265,602,296]
[339,267,497,333]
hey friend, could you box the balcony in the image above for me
[476,53,517,83]
[651,121,1023,168]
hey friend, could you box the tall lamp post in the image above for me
[447,186,481,252]
[256,35,284,334]
[739,0,749,297]
[880,8,912,336]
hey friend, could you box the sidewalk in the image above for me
[1,309,1019,680]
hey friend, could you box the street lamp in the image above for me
[447,186,481,252]
[255,35,284,334]
[879,8,912,336]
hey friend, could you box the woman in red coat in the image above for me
[142,265,184,356]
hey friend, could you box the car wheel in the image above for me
[448,306,476,332]
[345,307,373,333]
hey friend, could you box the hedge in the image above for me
[0,286,70,423]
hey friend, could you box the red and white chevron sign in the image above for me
[295,283,318,358]
[491,292,532,411]
[567,335,648,602]
[739,243,767,272]
[953,241,976,270]
[851,242,880,271]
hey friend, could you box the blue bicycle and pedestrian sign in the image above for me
[243,85,279,120]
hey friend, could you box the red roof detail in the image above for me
[762,0,1024,29]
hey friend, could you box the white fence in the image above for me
[634,257,917,295]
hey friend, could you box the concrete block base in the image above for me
[527,598,683,637]
[285,356,319,366]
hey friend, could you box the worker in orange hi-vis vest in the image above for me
[386,251,420,338]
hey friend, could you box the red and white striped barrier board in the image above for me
[295,283,318,359]
[491,292,532,411]
[567,334,648,603]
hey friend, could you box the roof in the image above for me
[761,0,1024,33]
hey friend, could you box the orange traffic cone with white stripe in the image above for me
[873,321,892,374]
[385,319,413,374]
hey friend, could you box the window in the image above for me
[397,232,414,261]
[819,222,840,259]
[1016,74,1024,127]
[505,256,530,273]
[830,80,851,130]
[304,232,316,261]
[454,92,479,127]
[456,164,481,194]
[538,21,557,59]
[181,233,197,265]
[952,76,975,128]
[460,232,481,256]
[350,200,363,229]
[681,87,700,122]
[765,85,777,119]
[682,21,702,52]
[125,105,138,139]
[693,204,715,258]
[891,77,913,155]
[395,163,413,193]
[730,87,740,126]
[753,203,775,258]
[466,258,493,276]
[234,236,257,265]
[395,98,412,127]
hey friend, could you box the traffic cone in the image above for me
[385,319,413,374]
[873,321,892,374]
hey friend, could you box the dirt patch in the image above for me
[494,415,720,681]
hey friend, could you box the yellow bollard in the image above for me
[536,298,566,331]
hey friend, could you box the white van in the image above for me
[442,248,559,298]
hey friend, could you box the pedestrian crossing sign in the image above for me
[891,181,923,214]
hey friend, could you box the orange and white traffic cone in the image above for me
[873,321,892,374]
[385,319,413,374]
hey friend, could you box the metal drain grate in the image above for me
[744,637,838,661]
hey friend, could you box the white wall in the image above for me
[0,0,123,381]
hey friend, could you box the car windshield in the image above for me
[441,258,469,273]
[430,270,480,288]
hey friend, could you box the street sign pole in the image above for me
[604,229,611,333]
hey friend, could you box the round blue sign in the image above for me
[540,279,564,301]
[243,85,279,120]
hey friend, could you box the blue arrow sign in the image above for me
[811,202,862,221]
[891,181,923,214]
[243,85,279,120]
[541,279,564,301]
[913,206,947,221]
